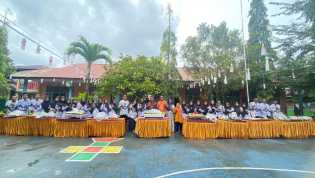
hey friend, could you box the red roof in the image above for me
[12,63,107,79]
[12,63,195,82]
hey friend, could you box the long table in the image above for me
[182,119,315,139]
[0,117,125,138]
[134,118,171,138]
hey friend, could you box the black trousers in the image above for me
[120,115,135,132]
[174,122,182,133]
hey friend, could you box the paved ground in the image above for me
[1,134,315,178]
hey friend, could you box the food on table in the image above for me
[188,113,206,119]
[143,109,165,118]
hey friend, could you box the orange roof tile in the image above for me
[12,63,107,79]
[12,63,195,82]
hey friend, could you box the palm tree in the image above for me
[67,36,112,96]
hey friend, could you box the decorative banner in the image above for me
[292,70,296,79]
[265,57,270,72]
[263,83,266,89]
[213,76,217,84]
[229,63,234,73]
[246,68,251,81]
[261,43,267,56]
[40,78,44,84]
[224,75,228,85]
[21,38,27,50]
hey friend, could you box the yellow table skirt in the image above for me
[183,119,315,139]
[87,119,125,137]
[0,117,125,138]
[135,118,171,138]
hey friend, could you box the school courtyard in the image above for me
[1,134,315,178]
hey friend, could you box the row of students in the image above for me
[181,99,286,120]
[5,93,174,118]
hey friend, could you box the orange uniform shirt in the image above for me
[157,100,168,112]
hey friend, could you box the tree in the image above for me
[97,55,179,99]
[160,4,180,97]
[270,0,315,104]
[271,0,315,58]
[0,26,13,97]
[181,22,243,101]
[160,5,177,72]
[247,0,275,99]
[66,36,112,95]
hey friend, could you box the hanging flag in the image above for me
[229,63,234,73]
[292,70,296,79]
[21,38,27,50]
[40,78,44,83]
[214,76,217,84]
[36,45,41,54]
[246,68,251,81]
[224,75,228,85]
[265,57,270,72]
[261,43,268,56]
[263,83,266,89]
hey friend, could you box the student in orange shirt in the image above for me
[157,95,168,112]
[173,102,183,132]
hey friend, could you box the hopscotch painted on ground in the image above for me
[60,138,123,162]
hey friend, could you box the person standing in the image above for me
[5,95,18,113]
[173,102,183,132]
[31,94,43,113]
[157,95,168,113]
[145,95,156,110]
[41,95,51,113]
[17,93,31,114]
[119,94,131,131]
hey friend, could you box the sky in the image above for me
[0,0,292,67]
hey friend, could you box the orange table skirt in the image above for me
[0,117,125,138]
[135,118,171,138]
[183,119,315,139]
[87,119,125,137]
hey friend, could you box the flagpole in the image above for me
[240,0,250,105]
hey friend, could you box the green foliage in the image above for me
[0,27,13,98]
[270,0,315,101]
[66,36,112,80]
[180,22,243,100]
[66,36,112,97]
[271,0,315,58]
[97,55,181,99]
[72,92,95,102]
[247,0,276,99]
[248,0,271,49]
[160,5,179,82]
